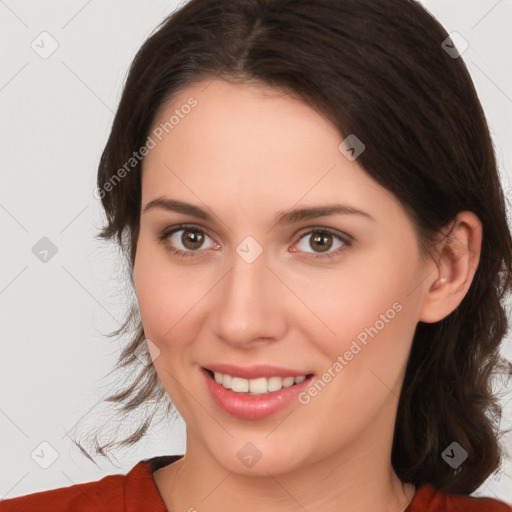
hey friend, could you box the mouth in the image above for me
[203,367,315,396]
[202,366,316,419]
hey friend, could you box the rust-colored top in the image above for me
[1,455,511,511]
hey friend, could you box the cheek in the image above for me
[133,249,169,338]
[133,244,202,405]
[133,239,210,343]
[300,288,415,443]
[305,243,420,376]
[302,262,409,338]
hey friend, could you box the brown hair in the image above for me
[75,0,512,495]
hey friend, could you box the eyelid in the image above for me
[294,225,352,243]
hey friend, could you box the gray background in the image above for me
[1,0,511,504]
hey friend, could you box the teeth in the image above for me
[232,377,249,392]
[211,371,308,395]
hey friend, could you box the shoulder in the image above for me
[409,484,512,512]
[0,458,161,512]
[0,471,128,512]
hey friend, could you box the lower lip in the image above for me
[202,368,314,420]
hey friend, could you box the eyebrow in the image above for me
[142,197,375,224]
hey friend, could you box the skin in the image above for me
[133,78,482,512]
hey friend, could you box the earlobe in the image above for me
[418,211,482,324]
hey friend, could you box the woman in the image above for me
[2,0,511,510]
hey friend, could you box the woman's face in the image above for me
[134,78,432,476]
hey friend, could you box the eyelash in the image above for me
[157,223,353,261]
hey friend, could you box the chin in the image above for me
[207,439,310,477]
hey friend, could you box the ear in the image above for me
[418,211,482,323]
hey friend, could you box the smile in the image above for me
[206,369,310,395]
[202,367,316,419]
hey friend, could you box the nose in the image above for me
[209,248,288,348]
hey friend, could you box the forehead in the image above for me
[146,77,341,161]
[140,78,397,220]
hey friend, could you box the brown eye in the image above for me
[293,228,350,260]
[181,229,204,250]
[159,225,218,258]
[309,232,333,253]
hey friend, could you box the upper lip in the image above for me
[203,363,313,380]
